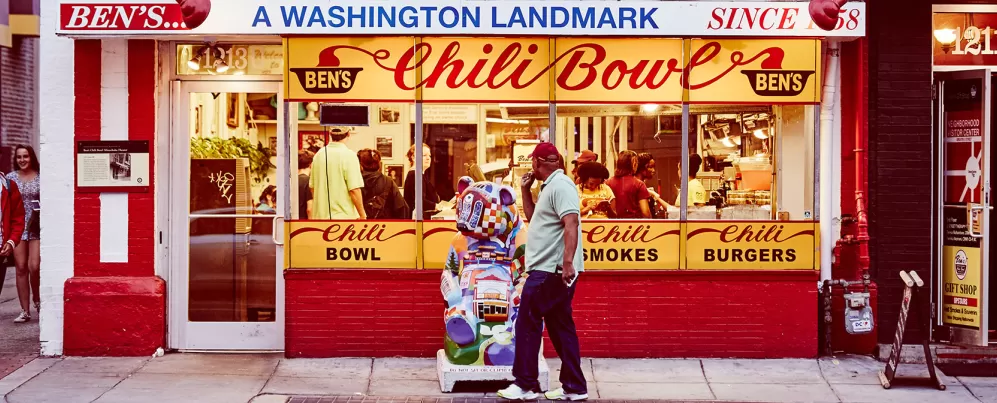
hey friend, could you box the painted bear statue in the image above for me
[440,176,528,366]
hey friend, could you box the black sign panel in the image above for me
[320,104,370,127]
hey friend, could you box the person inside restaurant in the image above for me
[606,150,651,219]
[576,161,615,219]
[404,144,441,220]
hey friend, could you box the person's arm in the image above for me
[638,199,652,218]
[4,180,24,252]
[349,188,367,219]
[404,171,416,217]
[391,185,410,219]
[346,156,367,219]
[561,212,580,284]
[521,187,537,222]
[636,182,652,218]
[306,200,313,219]
[553,183,581,286]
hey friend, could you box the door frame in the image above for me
[933,69,992,346]
[167,80,286,351]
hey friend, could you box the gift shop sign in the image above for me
[685,222,817,270]
[942,206,984,329]
[284,37,821,104]
[57,1,865,37]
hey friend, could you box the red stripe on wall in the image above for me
[74,39,158,277]
[73,40,102,277]
[125,39,156,277]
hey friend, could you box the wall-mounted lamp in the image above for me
[754,129,769,139]
[187,47,205,70]
[934,28,958,53]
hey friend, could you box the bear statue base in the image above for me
[436,349,550,393]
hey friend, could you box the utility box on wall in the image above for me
[831,283,879,355]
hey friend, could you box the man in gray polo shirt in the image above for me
[498,142,587,401]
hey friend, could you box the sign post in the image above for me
[878,270,946,391]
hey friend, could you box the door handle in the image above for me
[272,216,285,245]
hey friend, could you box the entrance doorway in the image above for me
[934,70,994,346]
[169,81,285,350]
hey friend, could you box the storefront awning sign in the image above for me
[57,0,865,37]
[284,37,822,104]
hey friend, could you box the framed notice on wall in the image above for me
[76,141,150,192]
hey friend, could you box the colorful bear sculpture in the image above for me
[440,176,528,366]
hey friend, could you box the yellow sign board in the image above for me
[553,38,684,103]
[687,39,821,104]
[284,37,822,104]
[685,222,816,270]
[942,245,983,329]
[423,221,461,270]
[582,221,680,270]
[284,37,417,102]
[286,221,417,269]
[287,220,815,271]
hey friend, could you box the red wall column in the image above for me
[64,39,165,356]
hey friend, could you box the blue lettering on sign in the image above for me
[263,5,657,30]
[252,6,271,27]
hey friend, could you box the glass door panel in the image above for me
[172,82,285,350]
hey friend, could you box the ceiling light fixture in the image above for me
[754,129,769,139]
[641,104,660,113]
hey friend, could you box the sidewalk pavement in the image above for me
[0,268,40,380]
[1,353,993,403]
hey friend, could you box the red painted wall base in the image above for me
[64,276,166,356]
[286,270,818,359]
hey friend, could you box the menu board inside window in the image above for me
[177,44,283,75]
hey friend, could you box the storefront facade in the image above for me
[40,0,866,357]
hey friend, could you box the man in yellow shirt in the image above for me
[309,127,367,219]
[664,153,708,209]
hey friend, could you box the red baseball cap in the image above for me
[529,142,561,161]
[573,150,598,165]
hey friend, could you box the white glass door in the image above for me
[170,81,285,350]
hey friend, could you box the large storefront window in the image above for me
[280,36,821,271]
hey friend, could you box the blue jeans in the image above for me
[512,270,587,394]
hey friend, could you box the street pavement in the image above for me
[0,353,993,403]
[0,268,39,380]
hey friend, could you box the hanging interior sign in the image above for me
[76,140,151,192]
[284,37,822,104]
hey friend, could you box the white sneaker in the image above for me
[13,311,30,323]
[497,383,540,400]
[545,388,589,401]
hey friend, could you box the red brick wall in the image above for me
[0,37,37,173]
[867,0,934,344]
[286,270,818,359]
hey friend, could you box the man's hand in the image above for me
[1,242,13,256]
[521,171,535,191]
[561,261,577,287]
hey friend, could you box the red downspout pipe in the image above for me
[854,38,870,282]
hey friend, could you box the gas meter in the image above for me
[844,291,874,335]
